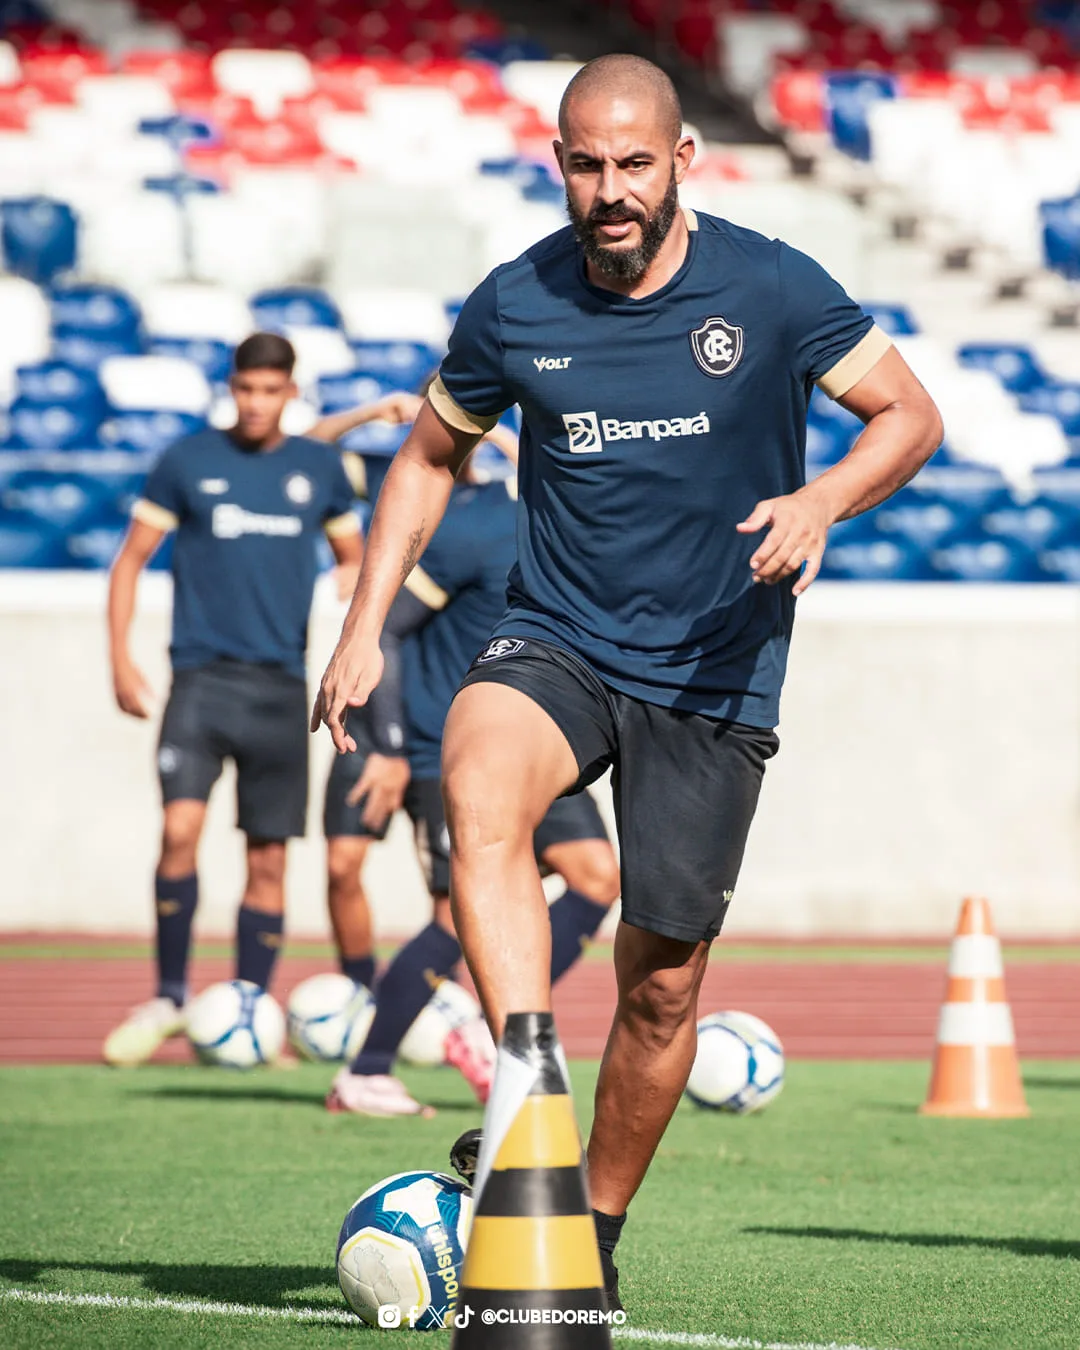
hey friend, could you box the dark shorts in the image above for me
[324,707,608,895]
[458,639,779,944]
[158,660,309,840]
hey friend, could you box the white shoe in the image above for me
[103,997,186,1067]
[325,1069,436,1118]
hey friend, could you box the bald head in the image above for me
[558,54,683,147]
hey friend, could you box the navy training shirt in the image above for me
[429,209,889,727]
[135,428,358,679]
[402,480,517,777]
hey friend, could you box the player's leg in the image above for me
[537,792,621,982]
[103,672,222,1066]
[586,704,780,1303]
[233,667,310,992]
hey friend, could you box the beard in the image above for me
[567,172,680,284]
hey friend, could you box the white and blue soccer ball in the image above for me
[685,1010,784,1114]
[286,973,375,1062]
[337,1171,473,1329]
[398,979,481,1068]
[185,979,285,1068]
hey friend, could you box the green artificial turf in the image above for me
[1,1061,1078,1349]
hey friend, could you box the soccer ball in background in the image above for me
[398,979,481,1067]
[185,979,285,1068]
[286,973,375,1062]
[337,1170,473,1329]
[685,1010,785,1114]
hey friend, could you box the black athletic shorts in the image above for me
[324,706,608,895]
[158,660,309,840]
[458,638,779,944]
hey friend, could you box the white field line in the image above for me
[0,1287,899,1350]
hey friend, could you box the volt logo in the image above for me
[533,356,572,371]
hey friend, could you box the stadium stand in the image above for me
[1,0,1079,579]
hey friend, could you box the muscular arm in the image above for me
[738,347,942,594]
[108,519,168,718]
[312,398,481,750]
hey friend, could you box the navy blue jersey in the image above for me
[430,209,889,727]
[135,428,358,679]
[402,481,516,775]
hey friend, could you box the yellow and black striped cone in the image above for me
[451,1011,612,1349]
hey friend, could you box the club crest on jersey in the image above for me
[690,316,744,378]
[283,472,313,505]
[476,637,526,664]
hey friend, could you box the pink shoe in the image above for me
[444,1016,496,1104]
[325,1068,435,1118]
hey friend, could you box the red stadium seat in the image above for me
[120,51,216,101]
[20,47,109,101]
[771,70,826,132]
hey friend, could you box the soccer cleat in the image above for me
[325,1068,436,1119]
[102,997,186,1067]
[449,1126,483,1186]
[599,1248,624,1315]
[444,1014,496,1104]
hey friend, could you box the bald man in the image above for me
[314,54,942,1310]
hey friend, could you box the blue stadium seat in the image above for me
[148,336,233,385]
[819,536,928,580]
[2,471,113,531]
[340,422,409,456]
[143,174,221,202]
[1031,467,1080,506]
[317,370,397,413]
[50,284,142,341]
[1040,195,1080,281]
[873,488,976,549]
[52,328,144,370]
[1036,543,1080,582]
[348,340,441,391]
[805,417,850,465]
[64,524,130,570]
[0,514,68,568]
[929,532,1041,582]
[139,114,218,149]
[980,496,1080,550]
[861,303,919,337]
[957,343,1048,393]
[250,287,342,331]
[1017,383,1080,437]
[6,399,102,450]
[824,73,897,161]
[99,410,207,455]
[15,361,106,417]
[808,385,864,435]
[465,37,550,62]
[444,299,464,328]
[1,197,78,286]
[914,466,1011,514]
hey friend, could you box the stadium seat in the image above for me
[929,533,1042,581]
[861,302,919,337]
[5,397,102,449]
[980,496,1080,550]
[1018,384,1080,437]
[283,325,355,390]
[349,339,441,390]
[1041,195,1080,280]
[121,51,215,101]
[211,50,316,120]
[99,408,207,454]
[14,359,104,415]
[140,281,252,344]
[99,355,211,414]
[0,513,68,567]
[0,196,77,284]
[78,190,186,287]
[956,343,1049,393]
[74,73,175,128]
[50,283,141,342]
[187,193,287,294]
[819,536,930,581]
[63,522,128,569]
[250,286,342,331]
[147,336,233,385]
[825,74,897,161]
[339,288,451,346]
[1,469,113,530]
[52,326,143,370]
[316,369,397,412]
[0,275,52,401]
[873,488,976,549]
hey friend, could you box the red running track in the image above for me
[2,951,1078,1063]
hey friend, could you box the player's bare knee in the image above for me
[327,838,366,890]
[159,806,203,876]
[618,956,705,1048]
[554,842,621,905]
[443,765,533,860]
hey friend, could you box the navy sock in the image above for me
[155,873,197,1007]
[235,906,284,991]
[549,889,610,983]
[341,954,377,990]
[350,922,461,1076]
[593,1208,627,1256]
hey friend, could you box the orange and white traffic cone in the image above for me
[920,897,1029,1117]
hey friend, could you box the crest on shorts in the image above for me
[689,316,744,378]
[476,637,526,664]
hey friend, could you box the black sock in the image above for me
[235,906,284,991]
[155,873,197,1007]
[350,923,461,1076]
[593,1208,627,1258]
[549,889,610,983]
[341,954,376,989]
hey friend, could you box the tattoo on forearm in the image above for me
[400,524,425,581]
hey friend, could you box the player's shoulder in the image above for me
[155,425,226,471]
[692,210,784,269]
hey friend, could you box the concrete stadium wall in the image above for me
[1,573,1078,940]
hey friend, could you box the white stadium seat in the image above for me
[140,284,254,344]
[720,15,809,97]
[499,60,582,126]
[338,288,451,346]
[282,325,355,391]
[212,49,315,120]
[0,131,43,196]
[187,194,288,294]
[79,191,186,287]
[100,355,212,413]
[229,167,329,281]
[0,39,20,87]
[0,277,51,404]
[75,74,175,128]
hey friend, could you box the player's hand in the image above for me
[374,392,424,425]
[736,491,832,596]
[311,637,385,752]
[113,656,153,719]
[347,753,411,831]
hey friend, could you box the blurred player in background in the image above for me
[103,332,362,1067]
[315,55,942,1309]
[310,394,620,1117]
